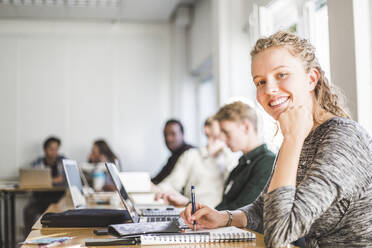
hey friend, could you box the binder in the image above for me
[140,226,255,245]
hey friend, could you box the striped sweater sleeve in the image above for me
[239,193,265,233]
[263,121,372,247]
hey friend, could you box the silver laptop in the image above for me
[105,162,180,223]
[62,159,87,208]
[19,168,53,189]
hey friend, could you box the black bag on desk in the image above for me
[41,208,131,227]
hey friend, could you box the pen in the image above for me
[191,185,196,231]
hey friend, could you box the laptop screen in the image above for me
[19,168,52,188]
[62,159,86,208]
[105,162,140,223]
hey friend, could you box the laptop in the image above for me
[63,159,122,209]
[19,168,53,189]
[62,159,87,208]
[105,162,180,223]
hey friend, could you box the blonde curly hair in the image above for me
[251,31,350,122]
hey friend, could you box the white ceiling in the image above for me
[0,0,195,22]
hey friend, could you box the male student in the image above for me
[151,119,194,185]
[213,101,275,210]
[154,117,238,207]
[156,101,275,211]
[23,136,66,236]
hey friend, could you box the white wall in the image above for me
[189,0,212,72]
[0,20,174,179]
[169,9,198,146]
[211,0,256,106]
[188,0,255,109]
[187,0,217,144]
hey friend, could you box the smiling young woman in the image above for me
[180,31,372,248]
[251,32,349,125]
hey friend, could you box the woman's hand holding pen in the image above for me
[180,202,228,230]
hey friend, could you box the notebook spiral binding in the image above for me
[140,227,255,245]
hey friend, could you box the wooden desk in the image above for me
[22,196,297,248]
[23,228,264,248]
[0,184,65,248]
[26,199,263,247]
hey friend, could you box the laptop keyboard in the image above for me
[143,216,188,229]
[142,208,180,216]
[146,216,179,222]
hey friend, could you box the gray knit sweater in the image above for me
[240,117,372,247]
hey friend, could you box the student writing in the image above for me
[181,31,372,248]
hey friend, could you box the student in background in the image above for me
[181,31,372,247]
[151,119,194,185]
[154,117,238,207]
[87,139,120,191]
[88,139,119,166]
[23,136,66,236]
[213,101,275,210]
[30,136,66,185]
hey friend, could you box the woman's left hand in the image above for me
[267,105,313,192]
[278,105,313,142]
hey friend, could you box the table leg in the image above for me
[10,192,15,247]
[3,192,8,248]
[0,191,3,248]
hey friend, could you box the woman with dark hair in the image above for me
[88,139,119,165]
[88,139,121,191]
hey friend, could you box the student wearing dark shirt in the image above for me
[213,101,275,210]
[23,136,66,236]
[151,119,193,185]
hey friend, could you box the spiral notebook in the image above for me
[140,226,255,245]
